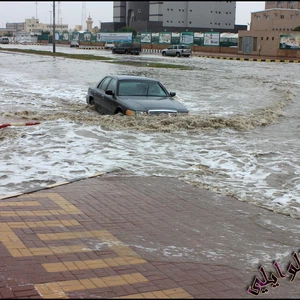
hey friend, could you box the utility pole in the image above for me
[49,11,52,32]
[53,1,56,53]
[81,2,86,31]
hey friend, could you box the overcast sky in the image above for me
[0,1,265,29]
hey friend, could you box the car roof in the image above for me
[113,75,158,82]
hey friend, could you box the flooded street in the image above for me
[0,44,300,219]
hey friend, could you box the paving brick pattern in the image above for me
[0,174,300,298]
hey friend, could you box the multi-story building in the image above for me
[103,1,246,33]
[24,17,68,34]
[265,1,300,9]
[238,1,300,57]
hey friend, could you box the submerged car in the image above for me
[86,75,188,115]
[161,44,192,57]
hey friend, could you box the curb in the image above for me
[0,172,108,200]
[192,54,299,63]
[0,122,41,129]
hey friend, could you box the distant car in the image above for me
[112,42,141,55]
[1,37,9,44]
[86,75,189,115]
[104,42,115,49]
[70,40,79,48]
[161,44,192,57]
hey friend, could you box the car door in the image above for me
[168,45,176,56]
[94,77,112,114]
[101,78,118,114]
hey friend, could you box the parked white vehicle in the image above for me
[104,42,115,49]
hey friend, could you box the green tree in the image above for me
[119,26,137,36]
[293,26,300,31]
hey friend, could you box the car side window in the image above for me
[106,78,117,93]
[98,77,112,90]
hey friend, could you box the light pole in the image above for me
[53,1,56,53]
[49,11,52,32]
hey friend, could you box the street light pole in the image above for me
[49,11,52,32]
[53,1,55,53]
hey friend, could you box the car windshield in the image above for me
[118,80,168,97]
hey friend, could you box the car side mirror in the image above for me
[105,90,114,96]
[169,92,176,97]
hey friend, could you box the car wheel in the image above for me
[162,52,166,56]
[176,52,181,57]
[114,108,123,115]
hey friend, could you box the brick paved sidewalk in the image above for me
[1,174,300,298]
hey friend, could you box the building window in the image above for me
[189,21,192,24]
[190,10,192,12]
[179,9,181,11]
[266,15,270,20]
[291,14,295,18]
[266,37,269,40]
[280,15,284,19]
[261,37,264,40]
[272,37,275,40]
[257,16,260,20]
[167,8,169,11]
[278,1,284,4]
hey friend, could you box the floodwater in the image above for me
[0,44,300,219]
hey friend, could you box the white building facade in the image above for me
[150,1,236,31]
[111,1,238,33]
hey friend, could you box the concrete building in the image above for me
[265,1,300,9]
[24,17,68,34]
[103,1,246,33]
[238,1,300,58]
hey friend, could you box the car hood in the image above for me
[117,96,188,113]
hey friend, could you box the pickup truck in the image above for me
[112,42,141,55]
